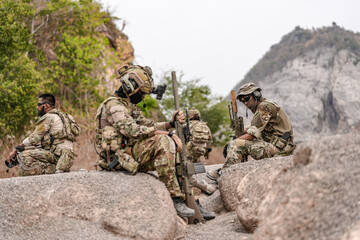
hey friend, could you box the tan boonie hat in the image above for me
[237,83,262,97]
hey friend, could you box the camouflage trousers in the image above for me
[17,147,76,176]
[17,148,57,176]
[133,135,184,199]
[186,142,207,163]
[98,135,184,199]
[223,138,294,169]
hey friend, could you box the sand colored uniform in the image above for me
[18,109,79,176]
[224,98,295,168]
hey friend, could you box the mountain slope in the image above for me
[231,25,360,141]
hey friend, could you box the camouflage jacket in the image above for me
[247,98,294,143]
[22,109,75,151]
[96,95,167,152]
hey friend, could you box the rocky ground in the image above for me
[1,133,359,239]
[185,211,251,240]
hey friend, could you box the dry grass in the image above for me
[72,129,99,171]
[0,131,226,179]
[0,139,18,178]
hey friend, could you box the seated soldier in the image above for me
[207,83,296,181]
[7,93,80,176]
[95,65,213,219]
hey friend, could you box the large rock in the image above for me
[218,160,264,211]
[0,171,178,239]
[253,133,360,240]
[236,156,293,232]
[199,190,225,214]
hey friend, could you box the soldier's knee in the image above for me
[17,165,42,176]
[158,135,176,154]
[234,139,248,147]
[249,148,266,160]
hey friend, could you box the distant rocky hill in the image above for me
[230,25,360,141]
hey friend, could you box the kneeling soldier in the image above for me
[6,93,80,176]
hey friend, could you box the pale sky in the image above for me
[99,0,360,97]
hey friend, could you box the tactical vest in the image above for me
[95,96,138,152]
[42,110,80,150]
[95,96,140,173]
[260,99,294,145]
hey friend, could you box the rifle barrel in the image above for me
[171,71,180,110]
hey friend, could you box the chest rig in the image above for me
[95,96,141,153]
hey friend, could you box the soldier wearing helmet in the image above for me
[186,107,217,199]
[186,107,212,162]
[95,65,195,218]
[207,83,295,181]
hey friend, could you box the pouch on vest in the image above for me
[271,136,288,150]
[101,125,122,152]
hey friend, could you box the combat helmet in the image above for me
[236,83,262,100]
[188,107,201,120]
[117,65,154,97]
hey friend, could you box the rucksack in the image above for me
[190,121,212,143]
[54,111,81,142]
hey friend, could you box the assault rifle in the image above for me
[171,71,206,224]
[228,90,244,139]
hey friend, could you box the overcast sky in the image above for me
[98,0,360,97]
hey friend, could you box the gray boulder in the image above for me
[0,171,178,239]
[253,133,360,240]
[235,156,293,232]
[218,160,262,211]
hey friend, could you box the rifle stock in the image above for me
[171,71,205,224]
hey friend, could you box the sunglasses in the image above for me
[238,95,251,103]
[37,102,49,107]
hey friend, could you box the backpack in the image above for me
[190,121,212,143]
[54,111,81,142]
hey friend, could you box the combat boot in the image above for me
[199,179,217,195]
[172,197,195,218]
[196,199,216,220]
[206,168,222,181]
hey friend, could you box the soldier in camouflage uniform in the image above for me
[186,107,212,162]
[95,65,196,218]
[186,107,217,196]
[7,93,80,176]
[207,83,295,181]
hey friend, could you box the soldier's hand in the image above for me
[8,149,17,161]
[171,134,183,152]
[171,110,185,124]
